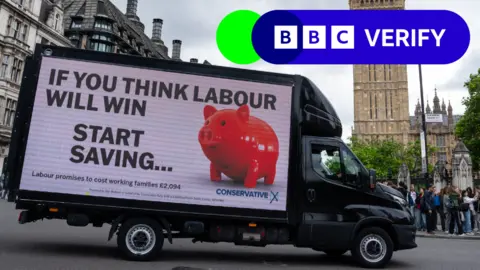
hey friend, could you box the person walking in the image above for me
[434,187,446,232]
[408,184,417,217]
[447,186,464,236]
[475,186,480,233]
[462,189,478,236]
[415,188,426,231]
[442,187,451,233]
[424,184,436,235]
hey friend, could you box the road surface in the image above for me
[0,200,477,269]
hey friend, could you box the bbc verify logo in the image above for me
[274,26,445,50]
[216,10,470,65]
[275,25,355,49]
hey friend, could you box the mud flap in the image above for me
[108,215,125,241]
[159,216,173,244]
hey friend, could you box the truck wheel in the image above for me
[351,227,393,268]
[117,217,164,261]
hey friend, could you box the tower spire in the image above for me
[433,87,441,113]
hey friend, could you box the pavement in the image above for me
[416,230,480,240]
[0,199,478,270]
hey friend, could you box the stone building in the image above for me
[451,141,473,190]
[62,0,211,64]
[409,89,462,166]
[349,0,411,145]
[0,0,73,171]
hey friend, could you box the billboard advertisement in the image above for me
[19,57,292,211]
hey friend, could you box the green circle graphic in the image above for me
[216,10,261,65]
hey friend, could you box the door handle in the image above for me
[307,188,316,202]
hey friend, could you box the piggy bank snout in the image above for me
[199,127,214,143]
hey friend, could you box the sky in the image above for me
[112,0,480,141]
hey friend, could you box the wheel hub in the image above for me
[125,224,156,255]
[359,234,387,263]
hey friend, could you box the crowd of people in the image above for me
[388,181,480,236]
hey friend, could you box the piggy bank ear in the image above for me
[204,105,217,120]
[237,105,250,122]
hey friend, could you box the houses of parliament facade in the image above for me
[349,0,463,167]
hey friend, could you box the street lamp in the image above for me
[418,64,429,187]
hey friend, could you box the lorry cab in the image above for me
[290,76,416,267]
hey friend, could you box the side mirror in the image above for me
[369,169,376,189]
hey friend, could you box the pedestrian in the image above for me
[461,189,478,236]
[397,181,408,199]
[466,187,477,232]
[415,188,426,231]
[408,184,417,217]
[475,186,480,233]
[447,186,464,236]
[442,187,451,233]
[434,187,446,232]
[424,184,436,234]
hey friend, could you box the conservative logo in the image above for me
[216,188,280,204]
[216,10,470,65]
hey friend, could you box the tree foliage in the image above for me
[455,68,480,170]
[347,136,437,178]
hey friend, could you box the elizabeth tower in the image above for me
[349,0,410,145]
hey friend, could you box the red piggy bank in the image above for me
[198,104,279,189]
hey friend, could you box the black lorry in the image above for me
[4,45,416,268]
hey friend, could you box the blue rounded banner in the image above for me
[251,10,470,64]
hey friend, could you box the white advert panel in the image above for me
[20,57,292,211]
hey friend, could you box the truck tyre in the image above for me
[351,227,393,268]
[117,217,164,261]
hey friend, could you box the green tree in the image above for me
[455,68,480,170]
[401,139,437,176]
[347,136,437,178]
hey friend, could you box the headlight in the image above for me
[391,195,407,206]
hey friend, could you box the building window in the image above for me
[436,135,445,147]
[7,18,21,39]
[68,34,80,47]
[384,90,388,119]
[91,34,112,42]
[6,16,13,37]
[54,14,61,30]
[390,91,393,118]
[384,64,392,81]
[383,64,387,81]
[4,98,17,127]
[94,19,113,31]
[89,41,113,52]
[368,65,377,81]
[0,55,9,78]
[437,152,447,162]
[369,92,372,119]
[21,24,28,42]
[71,19,82,29]
[11,58,24,83]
